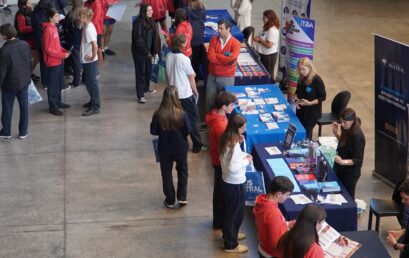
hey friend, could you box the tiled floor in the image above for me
[0,0,407,257]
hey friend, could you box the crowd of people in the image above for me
[5,0,408,257]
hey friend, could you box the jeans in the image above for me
[159,151,189,205]
[1,84,29,136]
[205,74,234,114]
[68,48,82,86]
[46,64,64,111]
[82,61,100,110]
[222,181,246,250]
[132,53,152,99]
[180,96,203,150]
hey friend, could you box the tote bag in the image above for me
[28,81,43,104]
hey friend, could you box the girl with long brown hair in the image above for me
[150,86,191,208]
[332,107,366,199]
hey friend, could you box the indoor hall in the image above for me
[0,0,408,257]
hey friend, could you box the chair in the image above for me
[242,26,254,46]
[368,199,401,234]
[316,91,351,136]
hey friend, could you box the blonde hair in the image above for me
[79,7,93,21]
[297,57,317,85]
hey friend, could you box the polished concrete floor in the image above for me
[0,0,408,257]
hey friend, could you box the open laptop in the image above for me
[283,122,297,151]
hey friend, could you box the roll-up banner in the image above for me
[285,16,315,96]
[279,0,311,86]
[374,35,409,185]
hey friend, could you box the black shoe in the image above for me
[31,74,40,81]
[58,103,71,109]
[104,48,116,55]
[83,102,91,108]
[62,84,71,90]
[0,6,12,14]
[82,108,100,116]
[192,144,208,153]
[49,109,63,116]
[199,123,208,131]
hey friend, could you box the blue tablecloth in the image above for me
[342,231,391,257]
[204,9,244,42]
[252,142,358,232]
[225,84,306,152]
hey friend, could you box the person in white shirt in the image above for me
[253,9,280,81]
[219,114,252,253]
[79,7,100,116]
[230,0,253,31]
[165,33,207,153]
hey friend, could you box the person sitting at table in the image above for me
[393,175,409,228]
[205,19,241,115]
[219,114,252,253]
[230,0,253,31]
[332,107,365,200]
[387,179,409,257]
[253,176,295,258]
[253,9,279,81]
[277,204,326,258]
[294,57,326,140]
[205,91,237,229]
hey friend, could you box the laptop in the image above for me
[283,123,297,151]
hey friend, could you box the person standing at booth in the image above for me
[131,3,157,104]
[219,114,252,253]
[253,9,279,81]
[294,57,326,140]
[230,0,252,31]
[332,107,365,200]
[205,19,241,114]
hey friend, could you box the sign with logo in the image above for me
[245,171,266,206]
[279,0,311,84]
[374,35,409,184]
[285,16,315,96]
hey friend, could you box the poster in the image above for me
[285,16,315,96]
[374,35,409,184]
[279,0,311,84]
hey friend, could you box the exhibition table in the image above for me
[252,142,358,232]
[225,85,306,152]
[204,9,244,43]
[342,231,391,257]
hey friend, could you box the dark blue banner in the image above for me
[374,35,409,184]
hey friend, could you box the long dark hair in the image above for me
[153,86,184,131]
[219,114,247,162]
[278,205,326,258]
[263,9,279,31]
[174,8,188,27]
[139,4,154,29]
[339,107,361,147]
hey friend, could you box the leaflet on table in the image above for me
[274,104,287,111]
[286,157,307,169]
[289,194,312,204]
[238,52,258,65]
[318,221,361,258]
[265,98,279,104]
[324,194,348,205]
[266,122,279,130]
[265,146,282,155]
[254,98,266,105]
[318,136,338,149]
[259,113,273,122]
[272,111,290,122]
[319,181,341,193]
[266,158,301,192]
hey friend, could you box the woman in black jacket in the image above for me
[332,108,366,199]
[131,3,157,104]
[294,57,326,140]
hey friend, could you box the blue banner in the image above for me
[374,35,409,184]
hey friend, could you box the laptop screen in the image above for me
[283,123,297,150]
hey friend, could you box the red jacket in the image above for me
[205,109,228,166]
[208,35,241,77]
[85,0,104,34]
[277,242,325,258]
[253,194,288,257]
[166,21,192,57]
[42,23,67,67]
[142,0,174,21]
[16,13,36,48]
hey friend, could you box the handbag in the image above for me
[245,162,266,206]
[28,80,43,104]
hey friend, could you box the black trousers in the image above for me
[46,64,64,111]
[259,52,278,81]
[336,170,360,199]
[213,165,224,229]
[180,96,203,150]
[38,49,47,86]
[67,48,81,86]
[132,53,152,99]
[222,181,246,250]
[191,44,207,81]
[159,151,188,205]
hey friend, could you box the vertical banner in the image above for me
[279,0,311,83]
[285,16,315,96]
[374,35,409,184]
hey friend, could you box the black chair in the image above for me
[316,90,351,136]
[368,199,401,234]
[242,26,254,46]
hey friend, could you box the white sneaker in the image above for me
[19,135,27,139]
[138,97,146,104]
